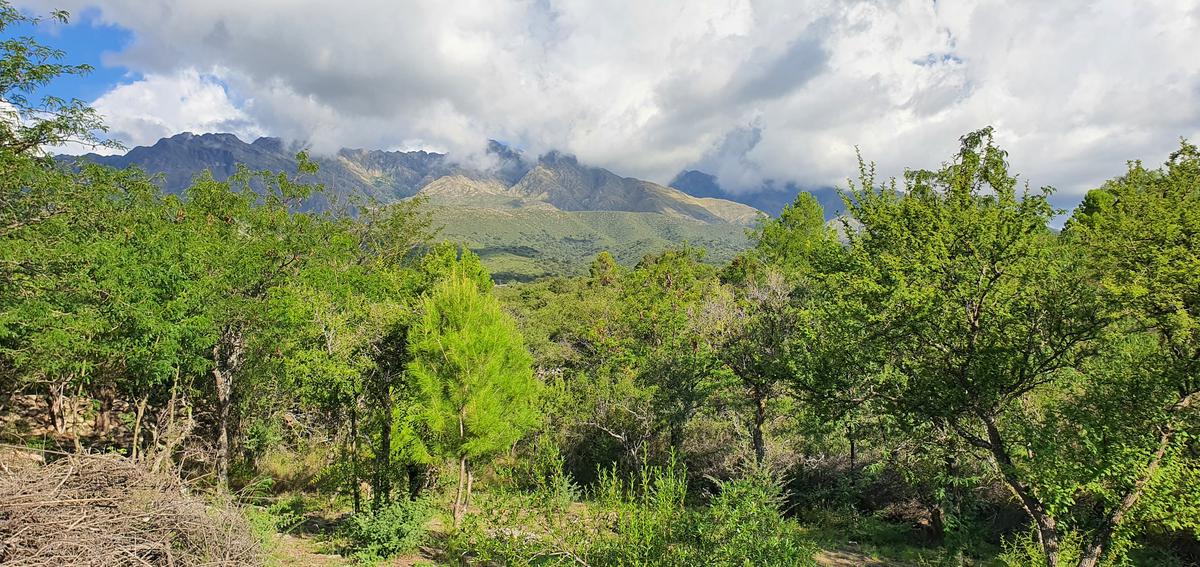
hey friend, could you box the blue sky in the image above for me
[16,7,136,102]
[11,0,1200,204]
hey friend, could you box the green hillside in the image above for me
[427,205,753,282]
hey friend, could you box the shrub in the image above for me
[699,474,818,566]
[339,498,434,562]
[590,458,695,565]
[449,459,818,567]
[266,494,307,532]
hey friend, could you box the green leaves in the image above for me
[409,269,540,462]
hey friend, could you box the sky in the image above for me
[16,0,1200,205]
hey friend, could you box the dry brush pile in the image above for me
[0,450,261,566]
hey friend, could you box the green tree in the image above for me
[589,251,619,287]
[710,191,840,465]
[1063,140,1200,566]
[750,192,839,278]
[178,158,336,487]
[839,128,1107,566]
[408,271,540,527]
[704,270,795,465]
[619,248,724,454]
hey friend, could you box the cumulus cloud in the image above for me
[33,0,1200,197]
[77,69,264,154]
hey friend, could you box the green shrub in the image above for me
[266,494,307,533]
[699,474,818,566]
[590,458,695,565]
[340,498,434,563]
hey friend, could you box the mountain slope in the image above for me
[512,153,759,225]
[71,132,458,204]
[71,133,758,225]
[426,206,750,282]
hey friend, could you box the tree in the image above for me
[839,128,1108,566]
[750,192,838,278]
[619,248,724,454]
[408,271,540,527]
[589,251,619,287]
[178,158,335,487]
[1062,140,1200,566]
[708,191,840,466]
[704,270,794,465]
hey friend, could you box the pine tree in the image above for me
[408,272,540,526]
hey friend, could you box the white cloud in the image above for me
[38,0,1200,197]
[49,68,263,155]
[81,69,263,154]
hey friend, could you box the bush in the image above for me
[590,458,695,564]
[699,474,818,566]
[266,494,307,532]
[339,498,434,563]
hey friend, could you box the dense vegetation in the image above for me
[2,6,1198,566]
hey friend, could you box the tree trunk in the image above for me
[214,361,232,488]
[151,374,180,474]
[929,502,946,542]
[212,325,245,489]
[979,414,1060,567]
[71,383,84,451]
[407,463,425,501]
[453,455,467,528]
[350,400,361,514]
[131,393,149,461]
[46,382,66,434]
[465,468,474,517]
[752,389,767,465]
[374,380,392,509]
[848,423,857,477]
[94,383,115,435]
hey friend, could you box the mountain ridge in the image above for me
[68,133,760,225]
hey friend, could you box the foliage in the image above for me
[698,473,818,566]
[1000,529,1084,567]
[409,269,541,523]
[449,461,818,566]
[339,498,435,563]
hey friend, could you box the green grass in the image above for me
[427,206,752,282]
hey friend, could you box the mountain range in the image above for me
[65,133,826,281]
[667,170,843,218]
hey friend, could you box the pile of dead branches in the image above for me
[0,451,261,566]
